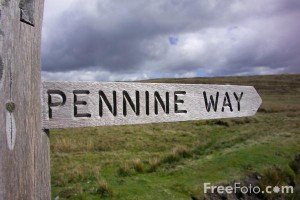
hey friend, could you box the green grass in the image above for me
[50,74,300,199]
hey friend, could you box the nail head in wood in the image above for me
[6,102,15,113]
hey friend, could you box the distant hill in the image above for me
[141,74,300,95]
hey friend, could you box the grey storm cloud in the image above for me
[42,0,300,81]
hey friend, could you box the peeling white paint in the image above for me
[0,56,3,91]
[6,111,16,150]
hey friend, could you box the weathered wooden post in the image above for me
[0,0,50,199]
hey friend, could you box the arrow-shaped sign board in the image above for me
[42,82,262,129]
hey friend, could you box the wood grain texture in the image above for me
[43,82,262,129]
[0,0,50,199]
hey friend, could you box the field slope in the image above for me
[51,74,300,199]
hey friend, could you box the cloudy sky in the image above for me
[42,0,300,81]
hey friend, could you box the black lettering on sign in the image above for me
[145,91,150,116]
[234,92,243,111]
[123,91,140,116]
[203,91,219,112]
[73,90,91,118]
[47,90,66,119]
[154,92,169,115]
[174,91,187,114]
[99,91,117,117]
[222,92,233,112]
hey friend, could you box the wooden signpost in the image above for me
[0,0,262,199]
[42,82,261,129]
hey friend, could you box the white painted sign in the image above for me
[42,82,262,129]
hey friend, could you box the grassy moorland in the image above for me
[50,74,300,199]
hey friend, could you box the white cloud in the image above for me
[42,70,150,82]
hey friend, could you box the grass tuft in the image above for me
[213,119,232,127]
[290,154,300,175]
[162,153,180,164]
[148,157,159,172]
[118,162,132,177]
[162,146,191,164]
[58,186,83,199]
[173,146,191,158]
[260,167,289,187]
[96,179,113,198]
[132,158,144,173]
